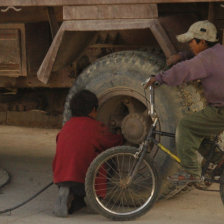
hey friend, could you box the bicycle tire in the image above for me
[219,170,224,205]
[85,146,159,221]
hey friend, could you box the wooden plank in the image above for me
[37,23,65,84]
[47,7,59,37]
[0,0,224,7]
[149,19,176,57]
[37,19,176,84]
[0,30,18,40]
[0,25,27,77]
[0,7,62,23]
[63,4,158,20]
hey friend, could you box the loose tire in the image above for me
[63,50,206,199]
[85,146,159,221]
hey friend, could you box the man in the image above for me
[145,20,224,182]
[53,90,123,217]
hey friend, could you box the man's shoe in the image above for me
[167,170,201,183]
[53,186,70,217]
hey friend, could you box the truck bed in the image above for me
[0,0,223,7]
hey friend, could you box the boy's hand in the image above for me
[143,77,157,89]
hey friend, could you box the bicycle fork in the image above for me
[126,118,158,185]
[127,81,181,184]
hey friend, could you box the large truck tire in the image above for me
[63,50,205,199]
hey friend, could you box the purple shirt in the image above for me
[156,44,224,107]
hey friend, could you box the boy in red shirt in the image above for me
[53,90,123,217]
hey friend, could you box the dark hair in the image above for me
[70,89,98,117]
[194,38,218,48]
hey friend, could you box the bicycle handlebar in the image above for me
[142,76,159,118]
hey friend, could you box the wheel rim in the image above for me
[97,88,152,145]
[92,152,156,216]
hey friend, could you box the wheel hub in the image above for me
[121,113,148,144]
[120,178,129,189]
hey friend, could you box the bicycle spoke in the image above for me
[110,189,123,210]
[104,185,121,208]
[119,190,124,211]
[116,155,121,178]
[98,164,115,178]
[105,160,121,178]
[95,186,116,192]
[127,189,137,208]
[96,170,112,180]
[132,176,151,185]
[121,153,125,178]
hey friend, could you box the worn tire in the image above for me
[85,146,159,221]
[63,50,206,199]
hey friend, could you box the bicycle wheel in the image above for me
[219,170,224,205]
[85,146,159,221]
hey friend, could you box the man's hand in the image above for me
[166,53,182,66]
[144,77,157,89]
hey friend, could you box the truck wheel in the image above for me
[63,50,205,198]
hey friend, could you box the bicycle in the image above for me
[84,78,224,221]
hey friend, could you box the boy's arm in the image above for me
[156,54,209,86]
[96,123,123,152]
[166,50,193,66]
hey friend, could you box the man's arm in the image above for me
[156,54,209,86]
[166,50,193,66]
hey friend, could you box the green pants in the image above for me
[176,105,224,177]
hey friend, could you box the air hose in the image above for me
[0,182,53,214]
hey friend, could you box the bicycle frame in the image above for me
[131,81,224,185]
[128,83,181,182]
[145,82,181,164]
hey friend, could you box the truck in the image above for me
[0,0,224,197]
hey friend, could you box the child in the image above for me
[53,89,123,217]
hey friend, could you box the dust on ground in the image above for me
[0,125,223,224]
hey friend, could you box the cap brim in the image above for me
[176,32,194,43]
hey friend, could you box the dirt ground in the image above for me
[0,125,223,224]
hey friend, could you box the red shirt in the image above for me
[53,117,123,184]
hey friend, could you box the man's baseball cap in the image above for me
[177,20,218,43]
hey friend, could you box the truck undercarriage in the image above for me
[0,0,224,198]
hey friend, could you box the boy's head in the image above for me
[177,20,218,44]
[70,90,98,118]
[176,20,218,55]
